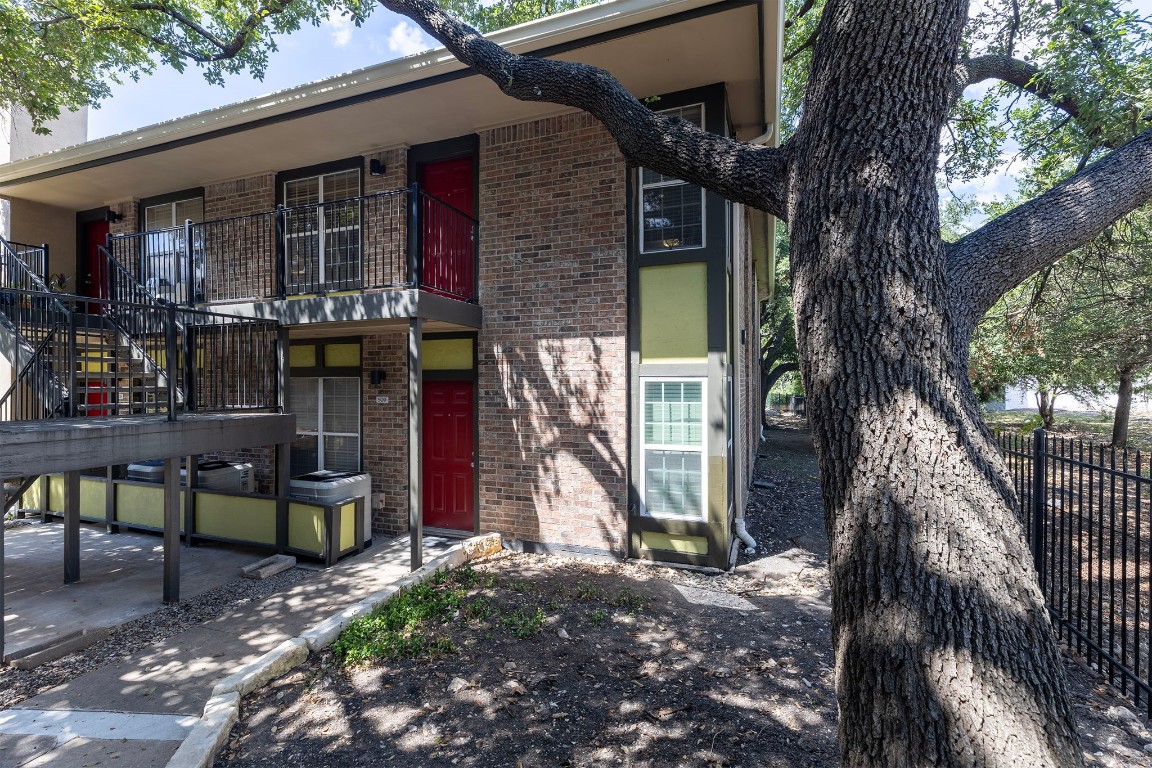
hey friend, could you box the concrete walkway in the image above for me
[0,534,453,767]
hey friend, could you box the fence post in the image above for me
[184,219,194,305]
[165,302,179,421]
[408,182,422,289]
[1031,428,1047,588]
[275,205,286,299]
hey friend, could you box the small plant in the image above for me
[463,596,494,621]
[334,570,469,664]
[589,608,608,627]
[501,606,546,638]
[607,588,647,614]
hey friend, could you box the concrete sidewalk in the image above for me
[0,535,454,767]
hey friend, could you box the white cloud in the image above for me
[388,20,431,56]
[325,15,354,48]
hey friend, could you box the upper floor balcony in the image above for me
[101,184,481,335]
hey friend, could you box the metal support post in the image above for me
[64,470,80,584]
[408,182,423,289]
[408,316,424,571]
[1031,428,1048,590]
[163,457,181,603]
[165,302,179,420]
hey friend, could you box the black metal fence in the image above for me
[105,183,477,305]
[997,429,1152,714]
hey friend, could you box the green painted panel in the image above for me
[709,456,727,525]
[114,484,165,528]
[21,477,44,510]
[290,345,317,368]
[339,502,357,551]
[288,502,324,554]
[48,475,64,511]
[325,343,361,368]
[640,263,707,362]
[423,338,473,371]
[196,493,276,544]
[80,478,105,519]
[640,531,708,555]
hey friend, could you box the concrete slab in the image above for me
[17,536,458,718]
[18,737,181,768]
[4,523,272,658]
[0,733,56,768]
[0,709,197,742]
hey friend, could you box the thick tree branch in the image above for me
[946,127,1152,338]
[952,54,1088,127]
[376,0,790,217]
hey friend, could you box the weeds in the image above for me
[334,578,465,664]
[501,606,546,638]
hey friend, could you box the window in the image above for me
[290,377,361,476]
[283,168,361,293]
[640,104,705,253]
[141,194,204,302]
[641,379,706,519]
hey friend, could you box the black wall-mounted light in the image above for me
[369,158,386,177]
[370,370,387,386]
[105,210,124,223]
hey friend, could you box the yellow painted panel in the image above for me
[20,478,42,510]
[641,531,708,555]
[288,502,324,554]
[709,456,727,524]
[290,345,316,368]
[114,484,165,528]
[325,343,360,368]
[196,494,276,544]
[423,338,473,371]
[339,502,357,552]
[326,290,360,298]
[48,475,64,511]
[80,478,105,519]
[640,263,707,362]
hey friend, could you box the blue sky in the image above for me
[86,2,1152,211]
[88,10,437,139]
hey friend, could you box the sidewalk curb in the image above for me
[164,533,502,768]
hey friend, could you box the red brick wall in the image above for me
[362,149,409,287]
[477,112,629,556]
[361,332,410,535]
[203,173,276,302]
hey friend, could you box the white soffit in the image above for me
[0,0,764,209]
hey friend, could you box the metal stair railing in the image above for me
[0,239,72,419]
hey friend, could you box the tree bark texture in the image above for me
[1113,368,1134,449]
[366,0,1152,763]
[788,1,1082,764]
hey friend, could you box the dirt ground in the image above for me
[214,415,1152,767]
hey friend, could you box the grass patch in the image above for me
[334,575,466,664]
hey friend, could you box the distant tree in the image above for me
[760,222,797,426]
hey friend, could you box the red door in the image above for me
[81,219,110,311]
[420,157,474,298]
[422,380,475,531]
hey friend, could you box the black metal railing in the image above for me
[105,184,477,306]
[104,224,201,306]
[0,240,70,419]
[998,429,1152,715]
[5,240,49,282]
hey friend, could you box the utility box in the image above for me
[127,459,254,493]
[290,471,373,546]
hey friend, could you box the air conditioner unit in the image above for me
[290,471,372,546]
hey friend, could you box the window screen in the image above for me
[642,379,705,519]
[640,105,705,253]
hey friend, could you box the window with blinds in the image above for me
[283,169,362,293]
[641,379,706,519]
[290,376,361,476]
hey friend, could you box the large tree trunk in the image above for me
[1113,367,1135,449]
[788,1,1082,764]
[1037,390,1056,430]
